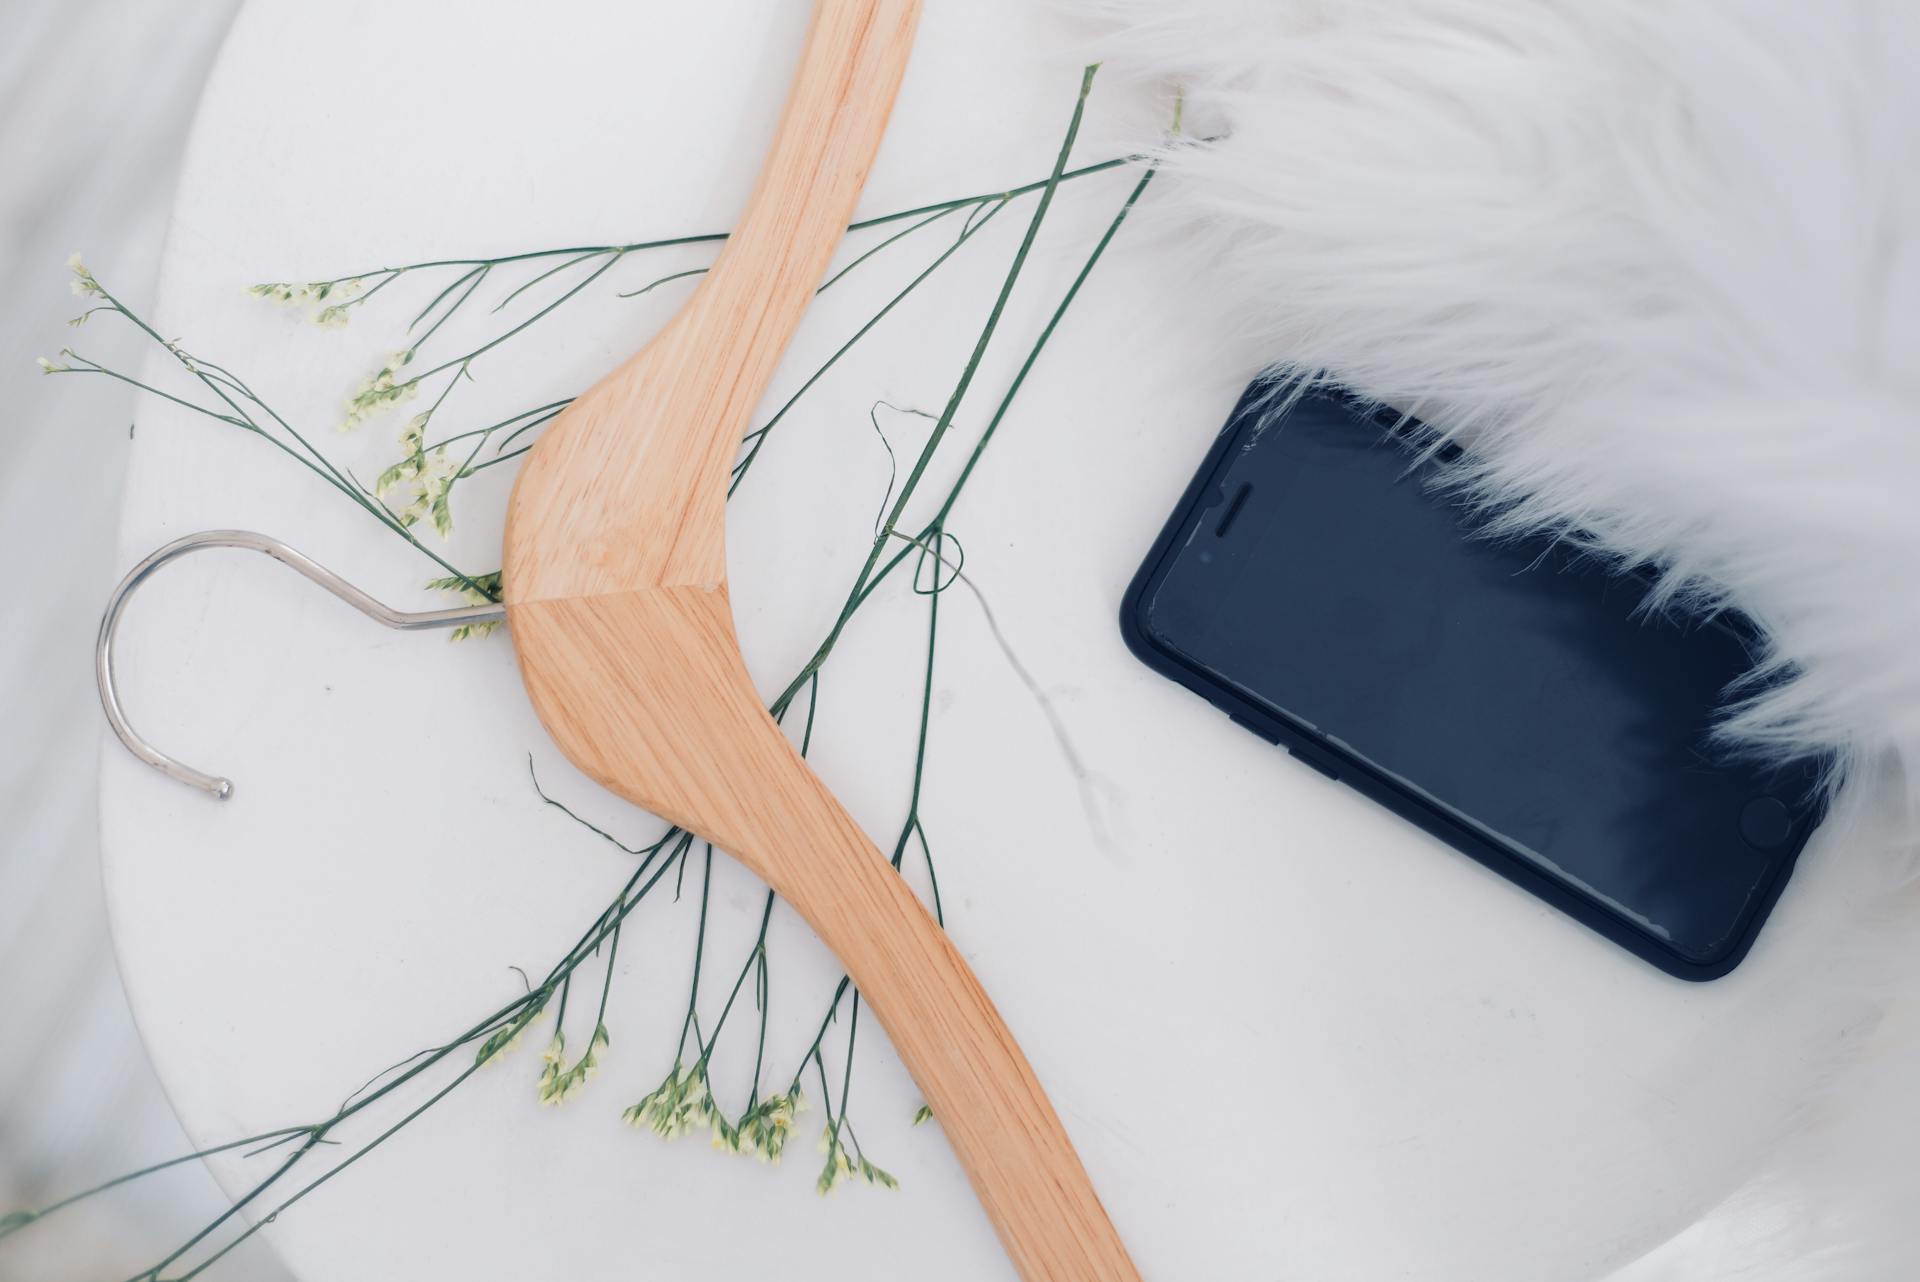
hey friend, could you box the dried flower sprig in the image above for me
[423,570,503,641]
[473,1000,545,1067]
[10,65,1158,1278]
[344,350,419,430]
[347,153,1086,543]
[39,258,497,602]
[278,154,1130,333]
[623,1058,714,1138]
[538,1024,609,1106]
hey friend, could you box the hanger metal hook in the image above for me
[97,530,506,800]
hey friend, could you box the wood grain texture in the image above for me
[506,0,914,604]
[501,2,1141,1279]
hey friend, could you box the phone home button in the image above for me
[1740,796,1793,851]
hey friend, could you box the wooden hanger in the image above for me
[501,2,1141,1279]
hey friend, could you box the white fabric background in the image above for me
[0,2,284,1277]
[7,3,1910,1279]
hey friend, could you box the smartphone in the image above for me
[1121,384,1823,980]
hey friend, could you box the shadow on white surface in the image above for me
[0,1,284,1278]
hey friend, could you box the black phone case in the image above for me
[1119,388,1815,981]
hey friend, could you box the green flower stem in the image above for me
[838,992,865,1153]
[47,359,247,428]
[402,251,623,388]
[62,287,499,602]
[932,167,1156,528]
[0,1127,309,1244]
[745,922,774,1112]
[469,193,1010,490]
[784,135,1157,1098]
[915,817,943,924]
[303,156,1137,482]
[615,266,708,300]
[284,151,1132,544]
[343,155,1135,500]
[409,263,489,348]
[304,154,1134,288]
[727,196,1012,495]
[15,68,1159,1270]
[418,397,571,455]
[127,1136,317,1282]
[789,974,854,1097]
[668,66,1124,1082]
[818,202,960,294]
[493,251,603,314]
[164,1057,490,1281]
[890,530,947,907]
[91,822,694,1274]
[673,845,716,1062]
[328,268,402,317]
[688,892,776,1075]
[852,162,1158,614]
[767,64,1099,729]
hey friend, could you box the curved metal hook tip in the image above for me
[97,530,505,799]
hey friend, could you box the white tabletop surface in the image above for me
[101,2,1888,1278]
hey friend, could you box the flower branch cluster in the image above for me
[345,349,419,430]
[8,64,1160,1276]
[248,276,368,326]
[538,1024,609,1106]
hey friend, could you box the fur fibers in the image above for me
[1069,2,1920,1278]
[1079,0,1920,795]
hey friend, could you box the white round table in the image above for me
[102,2,1878,1278]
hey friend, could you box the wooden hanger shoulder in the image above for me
[501,3,1141,1279]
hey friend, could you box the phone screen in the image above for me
[1129,388,1820,974]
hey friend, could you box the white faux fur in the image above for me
[1071,1,1920,1277]
[1080,0,1920,794]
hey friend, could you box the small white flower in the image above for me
[536,1024,607,1107]
[709,1112,742,1154]
[247,282,309,304]
[815,1127,857,1195]
[342,350,420,431]
[473,1005,545,1067]
[622,1060,717,1138]
[66,252,103,299]
[447,619,502,642]
[425,570,502,642]
[731,1090,802,1163]
[427,464,458,537]
[535,1031,566,1103]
